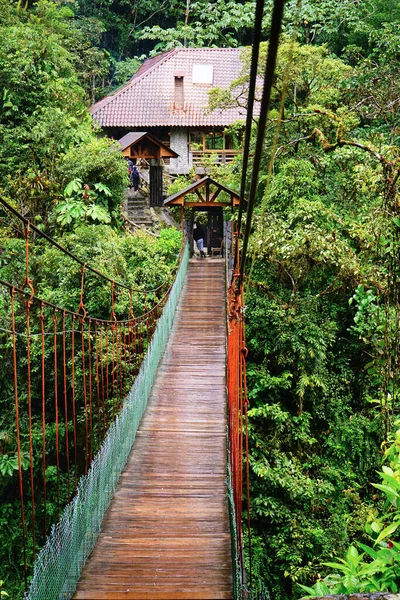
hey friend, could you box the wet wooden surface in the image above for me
[74,258,232,599]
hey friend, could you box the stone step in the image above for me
[127,217,152,223]
[125,190,147,200]
[126,198,147,204]
[128,198,148,204]
[125,214,153,221]
[126,206,150,213]
[126,211,153,220]
[126,203,148,210]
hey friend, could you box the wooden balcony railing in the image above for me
[191,150,239,166]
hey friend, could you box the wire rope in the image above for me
[0,195,178,294]
[0,276,174,326]
[239,0,286,282]
[235,0,266,263]
[247,0,303,286]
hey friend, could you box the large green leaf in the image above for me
[375,522,400,545]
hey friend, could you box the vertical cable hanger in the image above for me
[71,314,78,490]
[24,223,37,560]
[11,287,28,587]
[53,309,61,520]
[62,310,71,502]
[39,302,47,538]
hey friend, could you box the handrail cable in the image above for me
[239,0,286,283]
[235,0,266,258]
[0,196,171,294]
[0,276,174,326]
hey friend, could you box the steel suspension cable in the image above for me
[239,0,286,282]
[0,196,177,294]
[235,0,266,261]
[227,0,288,592]
[247,2,302,286]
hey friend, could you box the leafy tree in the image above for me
[300,428,400,597]
[0,1,126,224]
[141,0,256,51]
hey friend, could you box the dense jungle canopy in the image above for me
[0,0,400,598]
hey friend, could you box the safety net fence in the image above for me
[227,439,243,600]
[26,242,189,600]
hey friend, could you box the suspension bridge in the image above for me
[1,0,286,596]
[1,208,246,599]
[74,260,231,599]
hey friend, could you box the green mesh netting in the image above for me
[26,243,189,600]
[227,434,243,600]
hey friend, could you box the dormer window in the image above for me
[192,64,213,85]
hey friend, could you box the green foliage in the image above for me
[59,137,127,220]
[300,430,400,597]
[55,179,113,226]
[0,453,29,477]
[209,41,351,115]
[0,1,126,225]
[234,29,400,597]
[0,580,8,598]
[141,0,256,51]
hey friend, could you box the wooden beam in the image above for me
[210,188,222,203]
[164,176,241,207]
[195,189,205,203]
[184,202,231,207]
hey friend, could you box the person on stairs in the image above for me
[126,157,134,186]
[193,221,206,258]
[130,165,140,191]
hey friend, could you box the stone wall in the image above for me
[169,127,190,174]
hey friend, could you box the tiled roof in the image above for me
[90,48,251,128]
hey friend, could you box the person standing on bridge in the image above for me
[193,221,206,258]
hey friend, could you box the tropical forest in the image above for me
[1,0,400,599]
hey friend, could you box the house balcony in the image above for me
[191,150,239,167]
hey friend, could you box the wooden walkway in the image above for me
[74,259,232,599]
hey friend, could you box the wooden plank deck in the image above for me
[74,258,232,600]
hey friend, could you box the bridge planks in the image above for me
[74,259,232,600]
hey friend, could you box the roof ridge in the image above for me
[175,46,242,51]
[90,47,245,115]
[90,48,178,115]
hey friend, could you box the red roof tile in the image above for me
[90,47,253,128]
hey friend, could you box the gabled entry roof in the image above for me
[164,176,241,208]
[118,132,178,159]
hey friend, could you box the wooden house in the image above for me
[91,48,256,175]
